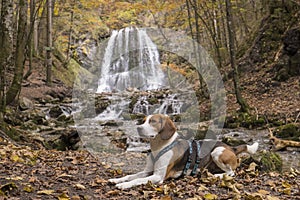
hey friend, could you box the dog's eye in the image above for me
[136,116,147,125]
[149,119,157,123]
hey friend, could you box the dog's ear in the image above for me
[160,116,176,140]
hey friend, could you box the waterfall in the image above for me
[97,27,165,93]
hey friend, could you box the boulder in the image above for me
[19,97,34,111]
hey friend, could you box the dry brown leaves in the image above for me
[0,143,299,199]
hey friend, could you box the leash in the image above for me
[182,140,193,175]
[192,141,201,175]
[183,140,201,176]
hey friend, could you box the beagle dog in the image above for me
[109,114,258,189]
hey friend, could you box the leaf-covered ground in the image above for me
[0,142,299,200]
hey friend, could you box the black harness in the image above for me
[150,139,201,176]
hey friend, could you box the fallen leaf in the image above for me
[204,193,218,200]
[106,190,119,196]
[246,162,257,172]
[57,192,70,200]
[74,183,86,190]
[258,189,270,195]
[37,189,55,195]
[161,196,172,200]
[282,181,291,188]
[10,153,20,162]
[70,195,81,200]
[23,185,34,193]
[266,196,280,200]
[197,184,208,191]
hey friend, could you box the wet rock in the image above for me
[45,127,80,150]
[99,120,123,126]
[49,105,64,118]
[19,97,34,111]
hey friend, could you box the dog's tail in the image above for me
[233,142,259,155]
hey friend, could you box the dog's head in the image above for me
[137,114,176,140]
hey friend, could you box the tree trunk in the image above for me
[0,0,14,120]
[24,0,36,80]
[225,0,250,113]
[46,0,53,86]
[5,0,28,104]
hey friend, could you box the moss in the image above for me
[276,123,300,141]
[260,152,282,172]
[0,123,21,141]
[148,97,159,105]
[222,136,246,146]
[52,58,95,87]
[224,113,266,129]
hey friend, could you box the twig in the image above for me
[295,111,300,123]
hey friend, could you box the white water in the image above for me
[97,27,165,93]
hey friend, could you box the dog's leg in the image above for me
[109,155,154,184]
[211,147,236,178]
[114,151,173,189]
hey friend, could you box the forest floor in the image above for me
[0,141,299,200]
[0,59,300,199]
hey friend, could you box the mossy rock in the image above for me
[260,152,282,172]
[224,113,266,129]
[275,123,300,141]
[222,136,247,146]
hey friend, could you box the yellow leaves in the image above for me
[204,193,218,200]
[2,144,37,165]
[220,174,240,194]
[0,182,18,193]
[23,184,34,193]
[10,153,22,162]
[57,192,70,200]
[280,181,291,195]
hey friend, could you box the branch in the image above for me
[268,127,300,151]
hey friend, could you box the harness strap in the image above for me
[182,140,193,176]
[191,141,201,175]
[150,140,179,163]
[150,139,202,177]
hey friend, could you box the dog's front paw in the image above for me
[108,178,122,184]
[115,182,133,190]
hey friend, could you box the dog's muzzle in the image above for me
[137,126,155,138]
[137,126,145,136]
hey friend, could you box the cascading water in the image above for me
[97,27,166,93]
[75,27,199,153]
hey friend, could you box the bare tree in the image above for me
[225,0,250,113]
[46,0,53,85]
[5,0,28,104]
[0,0,14,122]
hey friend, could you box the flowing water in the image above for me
[96,27,165,93]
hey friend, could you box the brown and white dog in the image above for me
[109,114,258,189]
